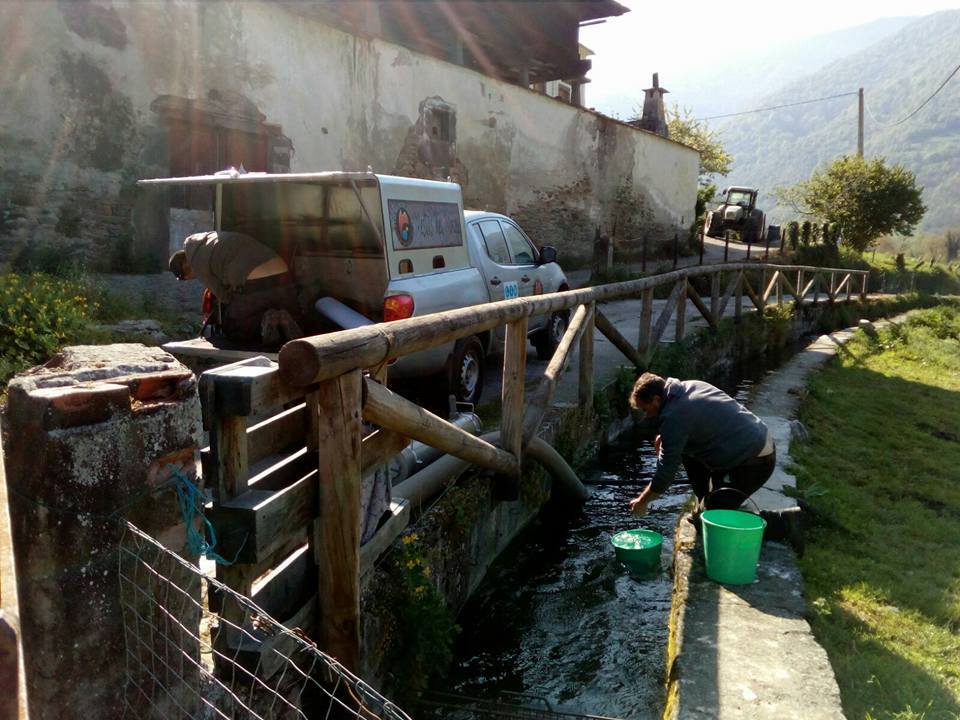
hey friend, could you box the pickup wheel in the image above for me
[447,335,485,406]
[533,311,568,360]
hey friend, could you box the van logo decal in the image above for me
[387,199,463,250]
[396,207,413,247]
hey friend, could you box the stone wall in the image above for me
[1,344,203,719]
[0,1,698,273]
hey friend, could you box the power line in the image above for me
[864,61,960,127]
[695,91,859,122]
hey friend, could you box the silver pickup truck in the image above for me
[144,170,568,405]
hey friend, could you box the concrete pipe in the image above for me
[392,431,590,506]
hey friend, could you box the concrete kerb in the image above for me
[664,313,913,720]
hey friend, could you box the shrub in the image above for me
[800,221,813,246]
[0,273,96,385]
[786,221,800,250]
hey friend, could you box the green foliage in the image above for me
[800,220,813,246]
[776,155,926,252]
[786,221,800,250]
[793,306,960,720]
[666,104,732,180]
[383,532,459,702]
[0,273,97,385]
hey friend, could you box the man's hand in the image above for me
[629,494,650,516]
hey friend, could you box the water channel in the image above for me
[421,380,760,719]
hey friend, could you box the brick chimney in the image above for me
[639,72,669,138]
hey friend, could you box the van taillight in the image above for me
[202,288,214,317]
[383,294,415,322]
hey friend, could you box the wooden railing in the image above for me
[201,261,869,670]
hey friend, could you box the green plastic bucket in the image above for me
[701,509,766,585]
[611,529,663,573]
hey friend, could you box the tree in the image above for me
[774,155,926,253]
[665,104,732,180]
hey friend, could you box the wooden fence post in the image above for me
[313,370,363,669]
[710,271,721,323]
[500,318,527,498]
[638,287,654,360]
[579,303,595,420]
[734,273,743,322]
[675,280,687,341]
[861,273,868,301]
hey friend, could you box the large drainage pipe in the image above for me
[393,431,590,507]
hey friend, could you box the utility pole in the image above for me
[857,87,864,157]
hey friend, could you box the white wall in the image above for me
[0,0,698,269]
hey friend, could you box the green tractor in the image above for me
[703,186,766,244]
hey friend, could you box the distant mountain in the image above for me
[716,10,960,233]
[668,16,916,118]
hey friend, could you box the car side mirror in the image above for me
[538,246,558,265]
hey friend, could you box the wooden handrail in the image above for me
[278,263,870,386]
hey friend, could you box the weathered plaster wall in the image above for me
[0,1,698,272]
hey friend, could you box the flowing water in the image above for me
[422,378,765,719]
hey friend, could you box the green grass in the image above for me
[792,306,960,720]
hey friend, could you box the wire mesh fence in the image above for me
[118,521,413,720]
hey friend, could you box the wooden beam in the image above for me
[861,272,869,301]
[675,280,687,341]
[578,302,595,420]
[778,270,799,300]
[243,403,306,466]
[762,270,780,303]
[213,415,248,500]
[800,274,817,301]
[198,355,274,429]
[362,378,517,476]
[278,262,876,387]
[734,272,743,321]
[501,318,528,462]
[360,429,409,475]
[710,272,721,322]
[523,303,592,443]
[360,500,410,577]
[595,308,644,367]
[648,281,685,357]
[210,470,318,565]
[686,282,715,328]
[208,363,309,418]
[313,370,363,669]
[716,271,740,320]
[741,274,766,311]
[637,287,654,359]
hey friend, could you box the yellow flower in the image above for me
[423,566,431,577]
[414,586,427,596]
[401,533,419,545]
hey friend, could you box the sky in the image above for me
[579,0,960,118]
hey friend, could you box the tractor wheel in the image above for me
[705,210,723,238]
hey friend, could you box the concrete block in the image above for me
[2,344,203,720]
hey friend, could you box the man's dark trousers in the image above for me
[682,452,776,511]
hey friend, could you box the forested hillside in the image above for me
[717,10,960,232]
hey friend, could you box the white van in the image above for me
[142,170,567,404]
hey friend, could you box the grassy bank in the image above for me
[791,306,960,720]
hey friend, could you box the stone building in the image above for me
[0,0,699,273]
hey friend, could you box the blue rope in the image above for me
[167,466,237,565]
